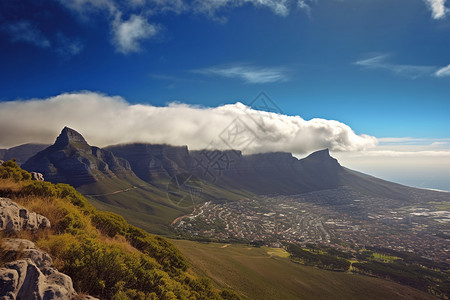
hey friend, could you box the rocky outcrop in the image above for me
[0,239,77,300]
[0,198,50,233]
[30,173,44,181]
[0,199,99,300]
[22,127,135,187]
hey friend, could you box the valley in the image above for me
[173,188,450,263]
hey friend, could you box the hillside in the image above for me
[0,160,240,299]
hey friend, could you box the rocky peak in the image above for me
[302,149,338,163]
[54,127,88,148]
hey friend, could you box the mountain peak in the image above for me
[54,127,88,147]
[303,149,339,165]
[308,148,331,158]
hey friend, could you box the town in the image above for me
[173,187,450,263]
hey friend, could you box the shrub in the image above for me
[0,160,31,182]
[127,226,189,273]
[91,211,129,238]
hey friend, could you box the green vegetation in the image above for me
[352,261,449,298]
[0,159,31,181]
[284,242,449,299]
[286,243,350,271]
[0,161,241,300]
[172,240,437,300]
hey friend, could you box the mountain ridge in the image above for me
[20,126,434,202]
[22,127,135,187]
[18,127,448,235]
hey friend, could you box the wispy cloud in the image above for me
[378,137,450,144]
[193,0,292,18]
[2,20,51,48]
[57,0,118,17]
[423,0,449,19]
[297,0,316,16]
[57,0,175,54]
[435,64,450,77]
[194,65,289,83]
[354,55,437,79]
[55,33,84,58]
[1,20,83,58]
[45,0,310,54]
[112,14,160,54]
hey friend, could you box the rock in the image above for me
[0,239,99,300]
[0,258,77,300]
[30,173,44,181]
[0,200,98,300]
[0,267,18,299]
[0,198,50,233]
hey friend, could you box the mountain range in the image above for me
[0,143,50,165]
[3,126,443,234]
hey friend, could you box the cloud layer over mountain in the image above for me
[0,92,377,154]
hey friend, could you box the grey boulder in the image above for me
[0,198,50,233]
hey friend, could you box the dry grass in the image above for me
[0,178,26,197]
[98,234,139,254]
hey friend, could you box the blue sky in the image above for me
[0,0,450,189]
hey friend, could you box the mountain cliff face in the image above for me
[106,144,344,195]
[106,143,415,201]
[22,127,134,187]
[21,127,422,208]
[105,143,190,182]
[0,143,50,165]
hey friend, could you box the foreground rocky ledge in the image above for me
[0,238,78,300]
[0,198,98,300]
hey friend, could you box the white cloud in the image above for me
[112,14,160,54]
[378,137,450,145]
[2,20,51,49]
[1,21,83,58]
[423,0,448,19]
[55,0,308,53]
[194,65,289,83]
[193,0,291,17]
[0,92,377,155]
[339,150,450,157]
[355,55,437,79]
[55,33,84,58]
[435,64,450,77]
[297,0,316,16]
[57,0,118,16]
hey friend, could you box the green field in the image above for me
[171,240,437,300]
